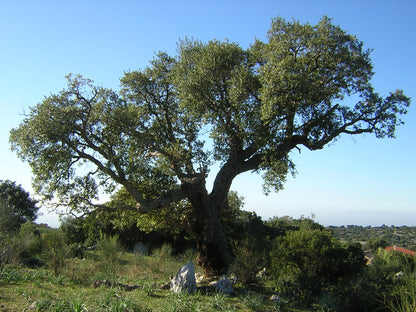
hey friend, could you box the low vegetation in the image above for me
[2,216,416,311]
[0,238,279,311]
[330,225,416,250]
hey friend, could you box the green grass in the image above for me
[0,251,282,312]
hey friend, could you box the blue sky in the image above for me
[1,0,415,227]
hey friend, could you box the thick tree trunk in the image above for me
[188,183,230,277]
[194,211,230,277]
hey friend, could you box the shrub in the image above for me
[152,243,174,262]
[1,222,43,266]
[269,228,366,307]
[149,243,176,274]
[366,237,389,251]
[231,237,268,284]
[387,270,416,312]
[357,248,416,311]
[180,248,197,263]
[98,234,123,261]
[59,216,87,245]
[42,230,71,276]
[96,234,124,278]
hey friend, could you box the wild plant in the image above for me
[97,234,124,279]
[69,296,88,312]
[385,267,416,312]
[241,292,263,311]
[111,297,142,312]
[179,248,197,262]
[163,292,199,312]
[42,230,71,276]
[210,292,227,311]
[150,243,175,274]
[152,243,174,262]
[142,277,156,297]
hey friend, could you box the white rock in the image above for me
[270,294,280,301]
[213,275,233,295]
[195,272,204,284]
[170,262,197,293]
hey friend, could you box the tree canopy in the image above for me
[0,180,39,233]
[10,16,410,274]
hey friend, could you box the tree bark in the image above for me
[188,181,230,277]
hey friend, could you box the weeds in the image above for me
[242,292,263,310]
[97,234,124,279]
[110,297,142,312]
[0,266,50,284]
[2,251,283,312]
[210,292,227,311]
[150,243,177,275]
[69,296,88,312]
[142,277,156,297]
[163,292,199,312]
[65,259,97,285]
[180,248,197,263]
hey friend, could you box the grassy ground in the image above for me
[0,251,284,312]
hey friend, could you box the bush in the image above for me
[42,230,71,276]
[387,270,416,312]
[152,243,174,262]
[231,237,268,284]
[149,243,176,274]
[96,234,124,278]
[98,234,123,260]
[356,248,416,311]
[60,216,87,245]
[269,228,366,307]
[0,222,43,266]
[366,237,389,251]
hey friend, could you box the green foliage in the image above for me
[152,242,174,262]
[387,271,416,312]
[109,186,194,236]
[97,234,123,260]
[42,229,71,276]
[0,180,38,233]
[0,222,43,266]
[10,16,410,276]
[367,237,389,251]
[330,225,416,249]
[210,292,227,311]
[371,249,416,286]
[270,228,366,307]
[241,292,263,311]
[60,216,87,245]
[231,236,268,285]
[149,243,177,274]
[163,292,200,312]
[350,249,416,312]
[224,203,272,284]
[4,241,416,312]
[96,234,124,278]
[266,215,324,235]
[69,296,88,312]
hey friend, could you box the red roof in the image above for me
[385,246,416,256]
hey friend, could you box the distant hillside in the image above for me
[328,225,416,250]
